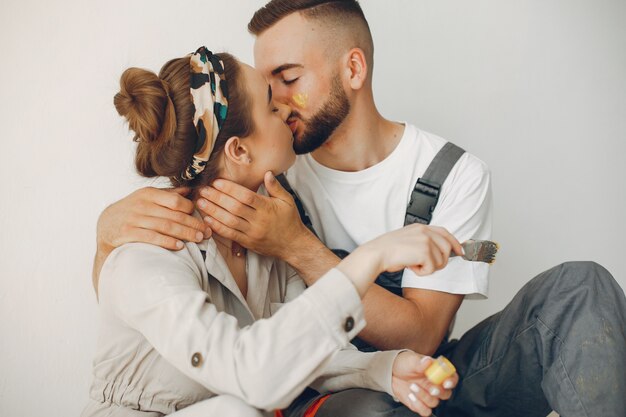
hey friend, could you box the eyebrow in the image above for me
[270,63,304,76]
[268,84,272,104]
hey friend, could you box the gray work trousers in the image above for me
[284,261,626,417]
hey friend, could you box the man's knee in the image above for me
[536,261,616,294]
[557,261,620,295]
[538,261,626,328]
[561,260,610,277]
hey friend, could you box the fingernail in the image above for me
[392,396,400,403]
[198,199,207,209]
[443,380,454,389]
[195,232,204,242]
[175,241,184,249]
[213,180,223,189]
[410,383,420,393]
[420,356,431,364]
[430,387,440,396]
[204,217,212,224]
[408,393,417,403]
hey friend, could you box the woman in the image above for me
[82,47,461,417]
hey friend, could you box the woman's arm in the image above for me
[100,243,366,411]
[101,224,461,410]
[310,346,401,395]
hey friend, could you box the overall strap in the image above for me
[405,142,466,225]
[275,174,315,232]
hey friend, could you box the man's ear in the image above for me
[223,136,252,166]
[344,48,368,90]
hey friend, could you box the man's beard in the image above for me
[292,74,350,155]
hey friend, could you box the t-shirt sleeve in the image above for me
[401,153,493,298]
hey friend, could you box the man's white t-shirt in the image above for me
[285,123,492,298]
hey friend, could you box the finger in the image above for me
[413,375,448,400]
[416,355,434,372]
[400,387,435,416]
[393,377,431,417]
[408,381,440,409]
[409,234,438,275]
[421,379,444,400]
[204,225,213,239]
[212,179,263,209]
[438,385,453,401]
[444,372,460,389]
[171,186,191,197]
[147,205,206,234]
[198,186,256,219]
[438,374,460,400]
[264,171,293,202]
[150,187,195,214]
[117,227,185,251]
[430,226,463,256]
[204,216,249,246]
[409,259,436,276]
[197,199,250,233]
[425,232,451,269]
[133,215,204,243]
[428,239,445,270]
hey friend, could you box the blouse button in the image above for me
[191,352,203,367]
[344,316,355,332]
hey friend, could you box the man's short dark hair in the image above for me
[248,0,370,36]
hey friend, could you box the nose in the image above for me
[269,78,288,100]
[275,101,291,122]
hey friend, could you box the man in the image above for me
[96,1,626,416]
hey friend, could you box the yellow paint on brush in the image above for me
[292,92,309,109]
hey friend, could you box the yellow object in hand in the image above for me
[425,356,456,385]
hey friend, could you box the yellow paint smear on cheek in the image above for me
[292,92,309,109]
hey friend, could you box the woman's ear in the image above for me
[223,136,252,166]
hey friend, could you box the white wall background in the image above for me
[0,1,624,416]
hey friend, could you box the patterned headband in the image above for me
[180,46,229,181]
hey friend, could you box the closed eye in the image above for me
[283,78,299,86]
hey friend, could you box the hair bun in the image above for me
[114,67,176,146]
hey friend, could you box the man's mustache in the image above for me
[288,110,303,121]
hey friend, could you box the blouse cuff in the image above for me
[303,268,366,346]
[366,349,407,396]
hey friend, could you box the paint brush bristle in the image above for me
[456,239,500,264]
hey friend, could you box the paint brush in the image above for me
[452,239,499,264]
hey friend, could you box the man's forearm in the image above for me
[357,286,464,355]
[280,228,461,355]
[282,229,341,284]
